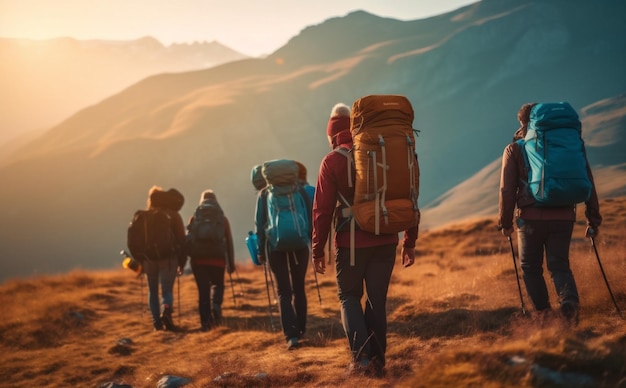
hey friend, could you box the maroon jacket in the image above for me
[498,141,602,230]
[312,129,418,260]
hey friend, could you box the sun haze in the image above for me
[0,0,476,57]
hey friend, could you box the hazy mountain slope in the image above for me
[0,37,248,146]
[1,0,625,282]
[421,94,626,230]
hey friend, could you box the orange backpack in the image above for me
[350,95,420,235]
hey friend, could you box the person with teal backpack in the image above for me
[498,102,602,326]
[255,159,312,350]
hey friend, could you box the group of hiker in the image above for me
[127,186,235,332]
[125,95,602,378]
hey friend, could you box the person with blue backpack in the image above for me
[498,102,602,325]
[255,159,313,350]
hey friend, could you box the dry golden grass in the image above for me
[1,197,625,387]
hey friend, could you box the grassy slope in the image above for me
[0,197,625,387]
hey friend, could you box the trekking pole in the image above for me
[234,268,245,296]
[177,274,181,325]
[312,262,323,306]
[263,262,276,331]
[228,271,237,308]
[140,274,145,320]
[590,236,623,319]
[507,236,527,316]
[268,265,278,304]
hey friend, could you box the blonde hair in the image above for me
[330,103,350,118]
[146,185,163,209]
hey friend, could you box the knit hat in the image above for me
[326,103,351,139]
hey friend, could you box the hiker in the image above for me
[311,102,419,377]
[498,102,602,324]
[139,186,186,331]
[186,189,235,331]
[255,159,313,350]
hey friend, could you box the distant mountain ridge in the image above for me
[1,0,625,282]
[0,36,248,146]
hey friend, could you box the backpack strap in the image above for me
[333,147,354,188]
[406,134,419,209]
[337,191,356,267]
[332,148,358,266]
[516,139,531,174]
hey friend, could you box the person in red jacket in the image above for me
[498,102,602,325]
[186,190,235,331]
[311,102,418,377]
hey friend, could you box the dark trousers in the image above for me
[517,219,579,311]
[191,262,225,328]
[268,248,309,341]
[335,244,396,365]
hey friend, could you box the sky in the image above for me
[0,0,477,57]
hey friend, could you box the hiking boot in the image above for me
[287,337,299,351]
[560,301,579,326]
[212,307,223,326]
[348,357,370,375]
[200,321,212,332]
[365,356,385,379]
[161,305,175,331]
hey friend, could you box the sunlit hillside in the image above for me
[0,36,248,147]
[1,197,624,387]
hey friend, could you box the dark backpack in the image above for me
[127,208,176,262]
[187,199,227,258]
[518,102,592,207]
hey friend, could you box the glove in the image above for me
[312,256,326,274]
[501,227,514,237]
[585,226,598,238]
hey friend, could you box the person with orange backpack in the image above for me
[311,99,419,377]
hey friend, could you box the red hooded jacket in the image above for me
[311,119,418,260]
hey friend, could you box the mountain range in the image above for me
[0,36,248,147]
[1,0,625,282]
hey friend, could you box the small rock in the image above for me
[156,375,191,388]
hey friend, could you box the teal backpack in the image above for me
[517,102,592,207]
[262,159,311,252]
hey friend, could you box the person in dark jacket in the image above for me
[187,190,235,331]
[311,103,419,377]
[143,186,187,331]
[255,162,313,351]
[498,102,602,325]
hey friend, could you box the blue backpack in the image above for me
[517,102,592,207]
[262,159,311,252]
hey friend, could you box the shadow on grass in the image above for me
[391,306,519,339]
